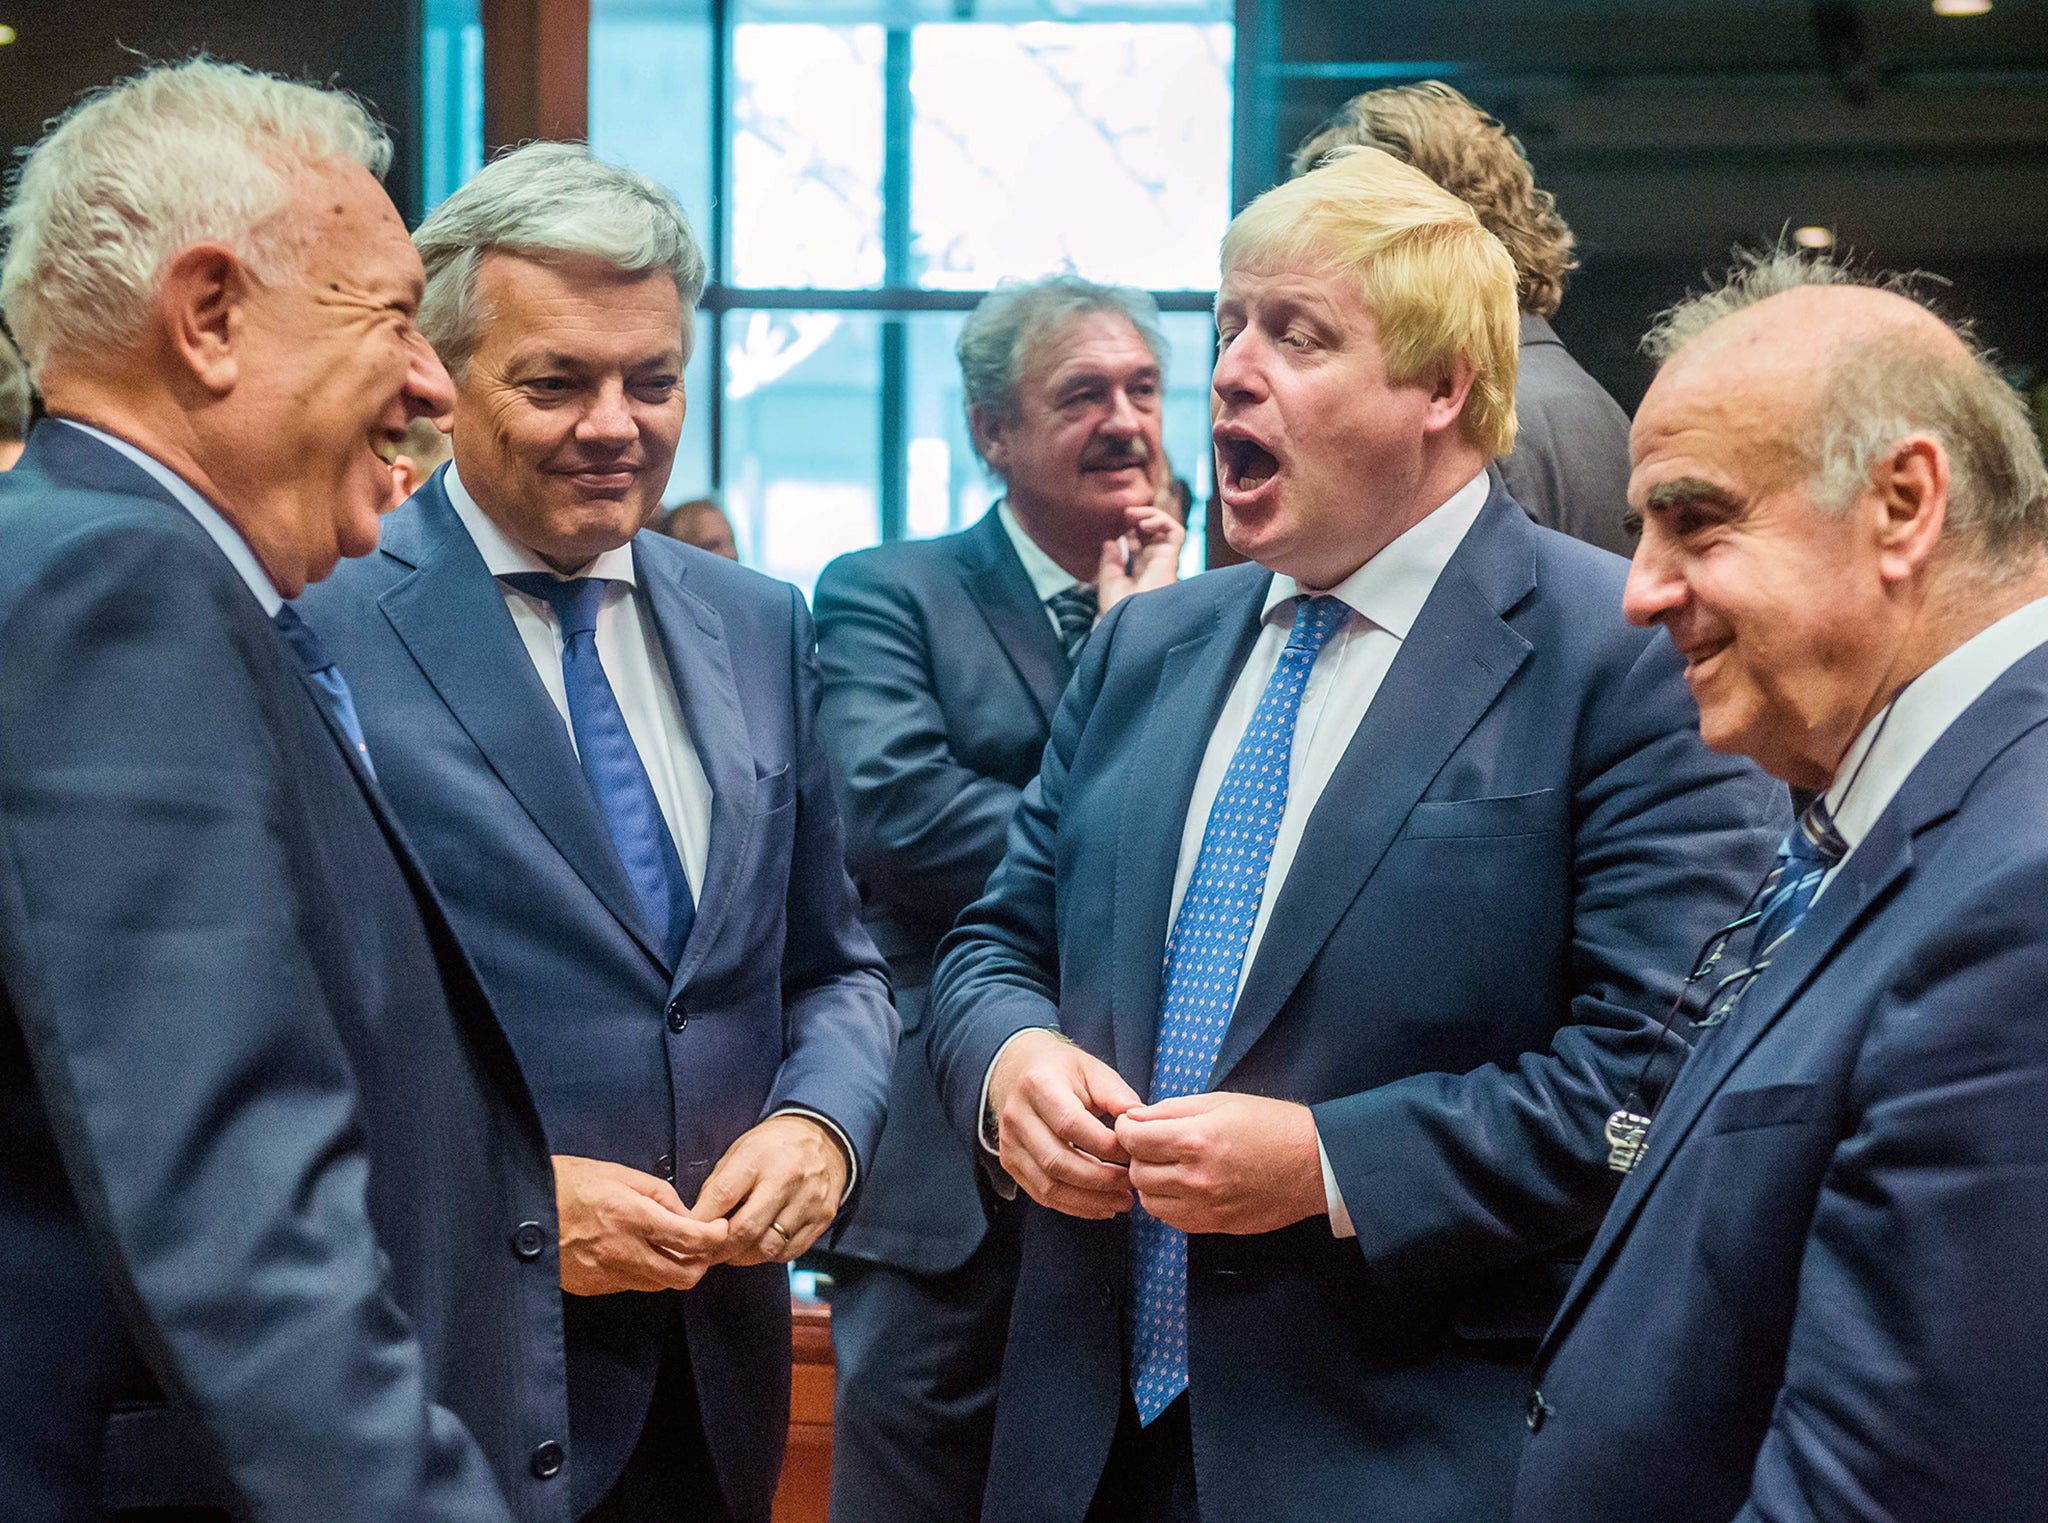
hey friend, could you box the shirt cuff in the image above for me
[770,1105,859,1205]
[1317,1126,1355,1239]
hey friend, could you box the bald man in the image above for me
[1514,255,2048,1523]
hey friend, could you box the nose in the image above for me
[577,379,638,450]
[1621,530,1686,629]
[1210,332,1265,409]
[404,330,454,420]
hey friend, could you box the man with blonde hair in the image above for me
[926,148,1782,1523]
[0,59,567,1523]
[1295,82,1634,555]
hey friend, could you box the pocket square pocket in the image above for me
[755,762,794,814]
[1700,1081,1817,1136]
[1401,789,1561,840]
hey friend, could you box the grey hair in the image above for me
[957,275,1168,469]
[0,58,391,379]
[1647,247,2048,572]
[413,142,708,380]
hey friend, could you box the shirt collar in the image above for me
[444,461,639,587]
[1259,469,1491,635]
[997,498,1089,604]
[1824,592,2048,851]
[58,418,283,615]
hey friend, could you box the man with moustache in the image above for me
[925,148,1784,1523]
[0,60,567,1522]
[1514,256,2048,1523]
[295,142,895,1523]
[812,276,1183,1523]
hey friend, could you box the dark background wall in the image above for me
[0,0,427,222]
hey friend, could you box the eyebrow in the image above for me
[1642,477,1743,518]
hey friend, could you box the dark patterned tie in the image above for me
[1752,798,1848,956]
[1047,584,1098,664]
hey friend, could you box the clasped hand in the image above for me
[988,1031,1326,1236]
[553,1112,848,1296]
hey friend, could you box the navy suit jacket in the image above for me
[928,487,1787,1523]
[296,470,896,1521]
[1515,642,2048,1523]
[0,425,570,1523]
[813,507,1071,1274]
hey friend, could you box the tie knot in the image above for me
[1780,797,1849,871]
[501,573,610,639]
[1286,595,1348,654]
[272,602,336,676]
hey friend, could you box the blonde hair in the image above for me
[1223,146,1520,459]
[1290,81,1576,321]
[0,58,390,378]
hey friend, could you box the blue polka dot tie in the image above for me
[1128,594,1349,1424]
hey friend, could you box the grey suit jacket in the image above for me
[1496,314,1636,558]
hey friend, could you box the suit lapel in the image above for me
[1208,497,1536,1087]
[635,538,755,994]
[958,508,1070,722]
[375,476,669,970]
[1111,585,1268,1096]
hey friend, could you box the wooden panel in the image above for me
[774,1300,835,1523]
[482,0,590,153]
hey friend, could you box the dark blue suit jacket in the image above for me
[296,470,896,1521]
[0,425,570,1523]
[814,508,1072,1274]
[928,487,1787,1523]
[1515,642,2048,1523]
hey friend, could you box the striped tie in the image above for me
[1047,585,1098,664]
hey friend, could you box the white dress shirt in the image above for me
[444,464,713,899]
[998,498,1093,636]
[59,419,282,615]
[1816,592,2048,894]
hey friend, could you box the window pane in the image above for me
[730,25,887,288]
[910,23,1234,291]
[589,0,716,263]
[902,309,1215,575]
[421,0,484,217]
[721,311,882,597]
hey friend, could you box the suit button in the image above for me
[665,997,688,1033]
[510,1221,545,1261]
[530,1440,564,1479]
[657,1153,676,1181]
[1098,1283,1116,1311]
[1526,1389,1551,1433]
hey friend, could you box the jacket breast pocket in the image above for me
[754,762,794,815]
[1700,1081,1816,1136]
[1401,788,1562,840]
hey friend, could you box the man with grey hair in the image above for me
[1515,252,2048,1522]
[0,327,28,468]
[296,141,896,1523]
[0,59,568,1523]
[808,274,1181,1523]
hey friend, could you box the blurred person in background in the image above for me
[0,326,29,468]
[390,412,453,504]
[663,495,739,559]
[1295,81,1635,556]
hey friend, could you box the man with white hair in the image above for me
[0,60,568,1523]
[1515,255,2048,1522]
[295,143,896,1523]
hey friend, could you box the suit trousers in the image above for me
[584,1309,735,1523]
[1083,1394,1197,1523]
[823,1202,1021,1523]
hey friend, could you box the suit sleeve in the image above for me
[1733,862,2048,1523]
[925,595,1128,1149]
[813,554,1025,926]
[1317,630,1788,1292]
[762,582,900,1180]
[0,526,513,1523]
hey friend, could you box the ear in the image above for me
[1870,434,1949,587]
[969,404,1010,473]
[1420,355,1478,438]
[156,243,249,397]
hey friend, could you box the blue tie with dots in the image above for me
[1128,593,1349,1424]
[499,573,695,962]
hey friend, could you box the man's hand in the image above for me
[553,1155,732,1295]
[1097,502,1185,615]
[1115,1092,1325,1236]
[689,1113,849,1267]
[989,1030,1142,1219]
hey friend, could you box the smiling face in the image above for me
[1622,336,1901,789]
[977,310,1162,560]
[1211,259,1461,589]
[450,252,685,571]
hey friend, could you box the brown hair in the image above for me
[1292,81,1575,320]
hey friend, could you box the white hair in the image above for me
[412,142,708,380]
[0,58,391,379]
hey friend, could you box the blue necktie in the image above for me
[500,574,695,961]
[1752,802,1847,957]
[1129,594,1349,1424]
[273,603,375,778]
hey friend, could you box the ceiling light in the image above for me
[0,24,16,45]
[1794,225,1836,250]
[1932,0,1991,15]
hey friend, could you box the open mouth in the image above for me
[1216,434,1280,492]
